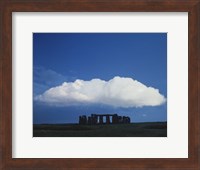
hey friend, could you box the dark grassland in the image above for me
[33,122,167,137]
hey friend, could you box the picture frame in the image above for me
[0,0,199,169]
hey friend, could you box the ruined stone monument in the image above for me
[79,114,131,125]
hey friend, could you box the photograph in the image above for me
[2,0,199,169]
[33,33,167,137]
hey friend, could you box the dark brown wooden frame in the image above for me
[0,0,199,169]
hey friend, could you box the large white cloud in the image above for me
[35,76,166,108]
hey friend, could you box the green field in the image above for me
[33,122,167,137]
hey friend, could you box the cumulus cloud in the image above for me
[35,76,166,108]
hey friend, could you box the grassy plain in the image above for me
[33,122,167,137]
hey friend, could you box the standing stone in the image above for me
[88,116,92,125]
[112,114,118,124]
[99,115,103,124]
[106,115,110,124]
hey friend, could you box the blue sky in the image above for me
[33,33,167,124]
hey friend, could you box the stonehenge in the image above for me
[79,114,131,125]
